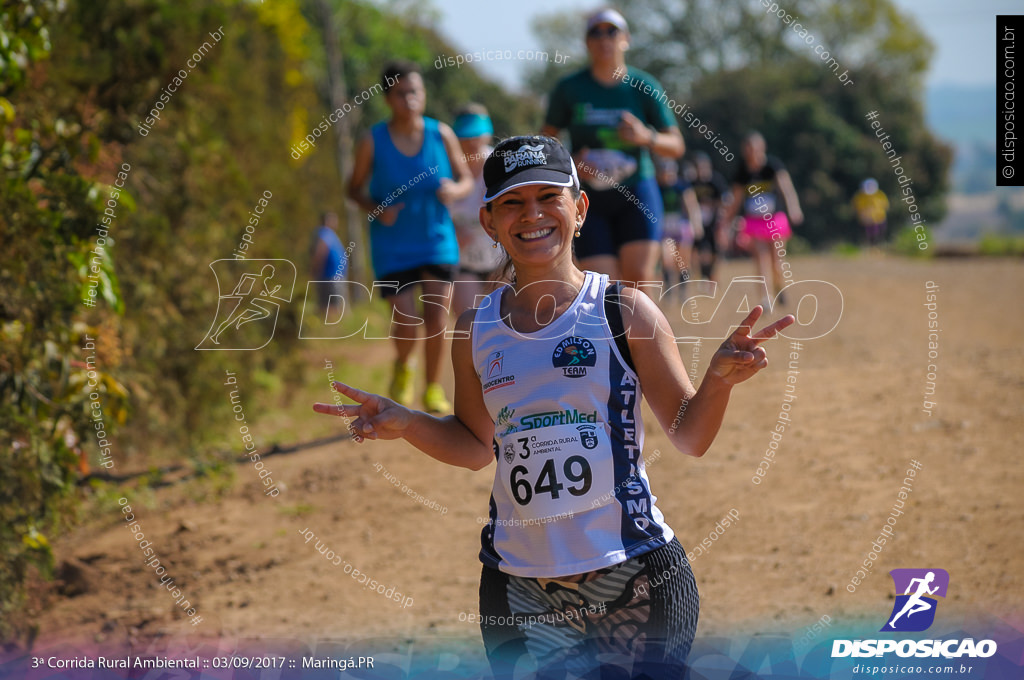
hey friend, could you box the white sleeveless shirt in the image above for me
[471,271,674,577]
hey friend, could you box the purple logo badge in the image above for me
[881,568,949,632]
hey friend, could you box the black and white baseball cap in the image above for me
[483,136,580,202]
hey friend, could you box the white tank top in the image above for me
[449,151,504,273]
[471,271,674,577]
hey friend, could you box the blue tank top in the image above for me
[471,271,674,577]
[368,118,458,276]
[313,226,346,280]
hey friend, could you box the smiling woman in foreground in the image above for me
[315,135,794,678]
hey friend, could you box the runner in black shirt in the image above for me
[689,152,731,283]
[722,132,803,305]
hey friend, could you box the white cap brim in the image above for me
[586,9,628,33]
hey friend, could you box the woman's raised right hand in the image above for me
[313,381,413,442]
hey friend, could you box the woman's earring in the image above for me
[492,241,498,248]
[575,222,582,237]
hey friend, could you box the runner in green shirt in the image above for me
[542,7,684,286]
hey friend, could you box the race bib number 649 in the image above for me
[497,422,614,520]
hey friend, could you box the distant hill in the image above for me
[925,83,994,147]
[924,83,996,195]
[923,83,1024,243]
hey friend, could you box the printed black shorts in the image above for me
[478,537,699,679]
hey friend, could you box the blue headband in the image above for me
[453,113,493,139]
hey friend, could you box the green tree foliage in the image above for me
[1,0,121,642]
[1,0,543,643]
[45,0,326,454]
[4,0,313,641]
[304,0,538,146]
[527,0,951,246]
[527,11,588,98]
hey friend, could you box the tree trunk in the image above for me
[314,0,367,284]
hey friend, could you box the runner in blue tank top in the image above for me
[319,136,794,678]
[310,211,346,315]
[348,61,474,413]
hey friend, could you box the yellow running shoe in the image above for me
[389,361,415,406]
[422,382,451,414]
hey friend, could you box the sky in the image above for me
[430,0,1017,92]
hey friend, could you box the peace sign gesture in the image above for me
[709,306,795,385]
[313,381,413,442]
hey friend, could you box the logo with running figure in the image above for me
[552,337,597,378]
[197,260,296,350]
[502,143,546,172]
[881,568,949,632]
